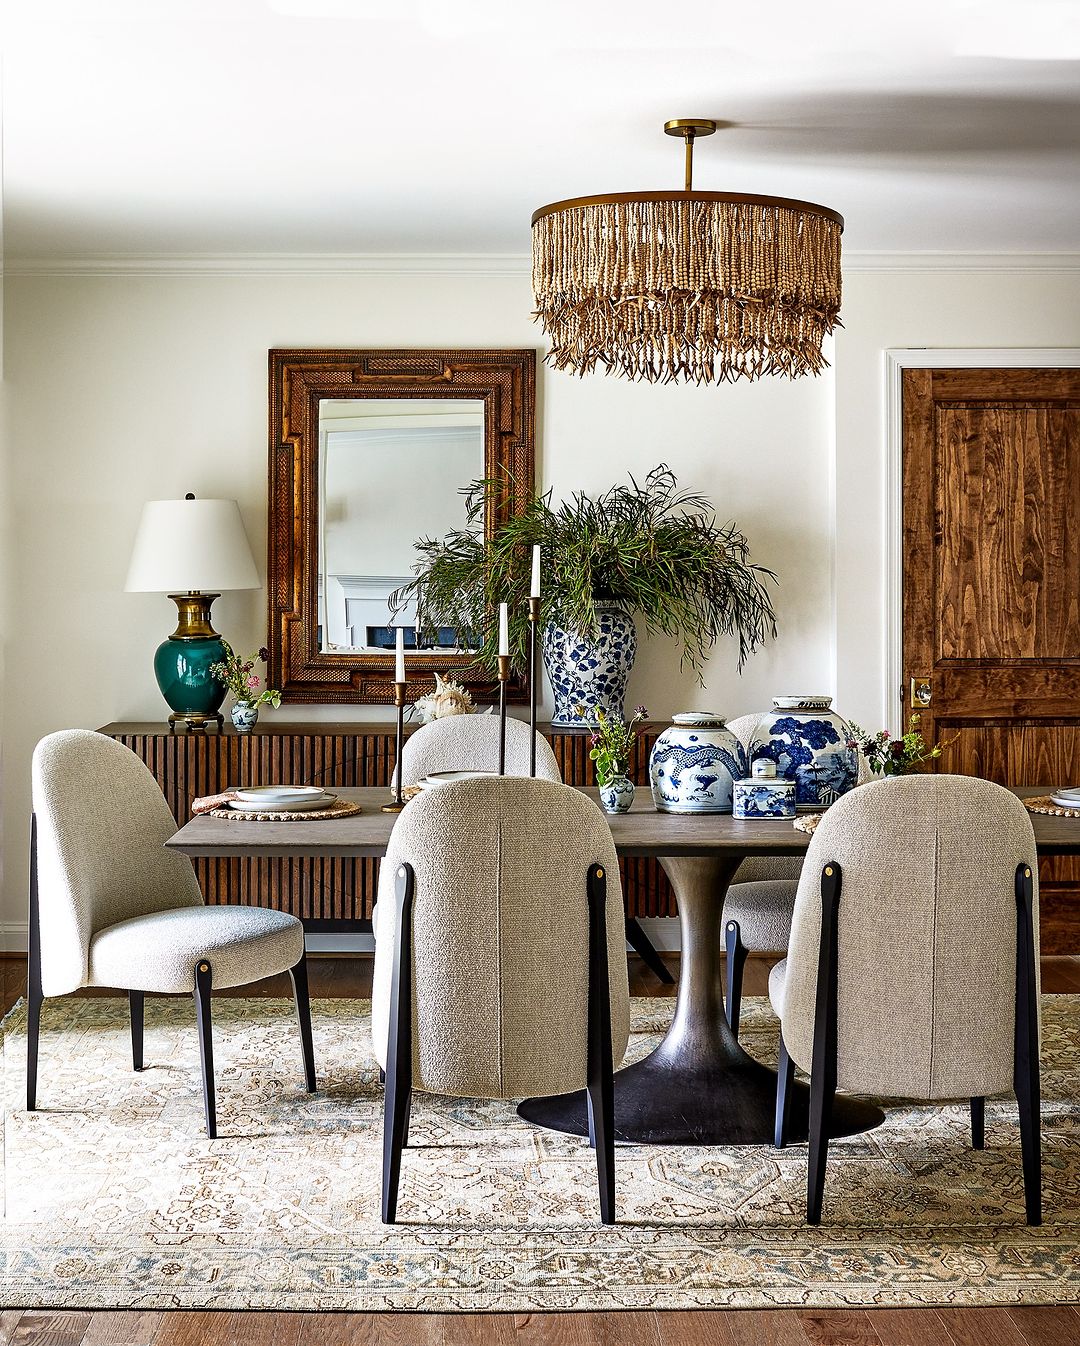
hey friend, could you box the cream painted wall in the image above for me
[833,268,1080,729]
[0,270,833,940]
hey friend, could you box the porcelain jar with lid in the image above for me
[649,712,747,814]
[747,695,858,810]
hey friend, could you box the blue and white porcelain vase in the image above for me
[649,712,747,814]
[231,699,259,733]
[542,603,637,728]
[747,695,858,810]
[598,774,635,814]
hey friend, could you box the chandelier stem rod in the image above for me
[684,132,695,192]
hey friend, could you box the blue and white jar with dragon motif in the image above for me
[747,695,858,811]
[649,712,747,814]
[543,603,637,728]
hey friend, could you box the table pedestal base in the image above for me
[519,855,885,1146]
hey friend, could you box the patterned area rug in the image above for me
[3,994,1079,1311]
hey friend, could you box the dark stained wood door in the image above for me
[903,367,1080,950]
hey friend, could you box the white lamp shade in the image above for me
[125,497,260,593]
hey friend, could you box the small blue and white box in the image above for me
[732,759,796,819]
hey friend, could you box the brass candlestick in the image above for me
[498,654,510,776]
[382,681,408,813]
[528,596,540,777]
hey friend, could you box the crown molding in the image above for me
[6,249,1080,278]
[2,252,535,277]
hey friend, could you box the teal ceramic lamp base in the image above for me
[154,593,227,731]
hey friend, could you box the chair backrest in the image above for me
[399,715,562,787]
[725,713,802,884]
[32,730,203,996]
[781,774,1039,1100]
[371,776,630,1099]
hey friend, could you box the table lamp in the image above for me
[125,494,260,730]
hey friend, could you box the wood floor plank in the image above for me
[512,1311,662,1345]
[151,1312,301,1346]
[9,1315,92,1346]
[935,1308,1029,1346]
[1006,1306,1080,1346]
[867,1309,959,1346]
[797,1311,884,1346]
[725,1309,811,1346]
[0,1315,23,1346]
[654,1310,736,1345]
[297,1312,518,1345]
[80,1314,162,1346]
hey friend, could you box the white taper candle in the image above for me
[395,626,405,683]
[498,602,509,656]
[530,544,541,598]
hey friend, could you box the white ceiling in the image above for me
[4,0,1080,260]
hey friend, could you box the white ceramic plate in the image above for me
[234,785,329,806]
[418,770,498,789]
[228,791,336,813]
[1052,786,1080,801]
[1051,793,1080,810]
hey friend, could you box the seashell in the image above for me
[413,672,478,724]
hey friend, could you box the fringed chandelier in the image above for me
[531,118,844,385]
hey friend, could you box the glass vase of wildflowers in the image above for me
[587,704,648,813]
[209,642,282,733]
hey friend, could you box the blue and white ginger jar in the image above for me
[747,695,857,810]
[649,712,747,814]
[543,603,637,728]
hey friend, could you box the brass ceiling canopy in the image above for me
[531,118,844,385]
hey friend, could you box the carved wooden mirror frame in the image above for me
[268,348,536,704]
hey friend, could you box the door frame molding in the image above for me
[884,348,1080,736]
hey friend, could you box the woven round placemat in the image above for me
[1023,794,1080,819]
[204,798,364,822]
[793,813,824,834]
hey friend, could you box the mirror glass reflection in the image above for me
[318,397,484,653]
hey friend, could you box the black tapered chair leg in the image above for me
[807,862,841,1226]
[1014,862,1042,1226]
[970,1096,985,1150]
[192,961,217,1139]
[624,916,674,985]
[129,991,145,1071]
[775,1032,795,1149]
[382,862,416,1225]
[26,813,42,1113]
[288,952,317,1092]
[588,863,616,1225]
[725,919,748,1039]
[26,993,41,1113]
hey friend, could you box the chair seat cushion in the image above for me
[724,879,798,954]
[768,956,789,1018]
[88,905,304,993]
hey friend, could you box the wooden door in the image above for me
[903,367,1080,951]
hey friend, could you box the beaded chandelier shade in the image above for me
[531,119,844,385]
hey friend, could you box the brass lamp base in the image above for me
[168,710,224,733]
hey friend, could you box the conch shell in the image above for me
[413,672,479,724]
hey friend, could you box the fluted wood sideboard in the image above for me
[99,722,674,930]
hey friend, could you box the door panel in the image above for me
[903,367,1080,952]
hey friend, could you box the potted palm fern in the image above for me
[390,465,777,727]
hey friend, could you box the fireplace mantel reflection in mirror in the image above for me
[318,397,483,653]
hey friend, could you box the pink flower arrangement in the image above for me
[210,641,282,710]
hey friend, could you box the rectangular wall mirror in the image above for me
[268,349,535,704]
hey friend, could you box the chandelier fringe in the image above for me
[532,198,843,384]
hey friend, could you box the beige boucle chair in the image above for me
[399,713,561,786]
[770,774,1041,1225]
[401,714,674,987]
[28,730,315,1138]
[371,775,630,1224]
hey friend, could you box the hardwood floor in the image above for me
[4,952,1078,1345]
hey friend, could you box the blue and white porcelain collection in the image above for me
[649,712,747,814]
[732,757,797,819]
[746,695,858,811]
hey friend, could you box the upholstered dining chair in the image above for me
[770,774,1040,1226]
[28,730,316,1138]
[371,775,630,1225]
[401,714,673,985]
[399,713,561,786]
